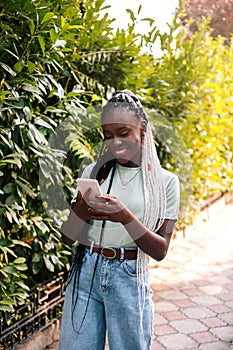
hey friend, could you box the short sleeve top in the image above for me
[72,162,180,247]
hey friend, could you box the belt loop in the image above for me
[90,241,94,255]
[120,247,124,261]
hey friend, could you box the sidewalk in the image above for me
[150,198,233,350]
[47,199,233,350]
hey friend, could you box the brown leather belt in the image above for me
[82,245,137,260]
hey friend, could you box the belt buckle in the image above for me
[101,247,117,259]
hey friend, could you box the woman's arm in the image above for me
[123,212,176,261]
[88,196,176,260]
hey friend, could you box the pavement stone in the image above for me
[182,306,216,318]
[169,319,207,334]
[218,312,233,325]
[46,200,233,349]
[190,331,218,343]
[157,333,198,349]
[210,326,233,342]
[199,341,231,350]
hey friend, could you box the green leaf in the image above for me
[14,257,26,264]
[22,83,41,94]
[43,255,54,272]
[32,260,43,274]
[35,118,53,129]
[3,265,18,274]
[23,106,32,120]
[15,281,30,290]
[28,123,47,144]
[0,298,16,305]
[0,304,14,311]
[0,245,17,259]
[137,4,142,15]
[41,12,57,24]
[29,19,35,35]
[13,263,27,271]
[4,207,20,225]
[50,28,57,43]
[33,220,49,233]
[38,35,45,55]
[3,182,14,194]
[32,252,41,262]
[11,292,28,298]
[27,61,36,74]
[12,240,31,248]
[5,194,20,205]
[126,9,136,22]
[13,62,23,73]
[15,179,36,197]
[0,158,22,168]
[0,62,16,76]
[0,238,14,247]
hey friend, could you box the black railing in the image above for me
[0,272,66,350]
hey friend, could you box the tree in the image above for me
[181,0,233,41]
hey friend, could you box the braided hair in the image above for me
[91,89,165,231]
[93,90,166,336]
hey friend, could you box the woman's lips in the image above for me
[113,147,128,157]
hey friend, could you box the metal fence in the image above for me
[0,272,66,350]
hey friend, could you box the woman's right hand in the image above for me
[72,189,93,222]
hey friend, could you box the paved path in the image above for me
[47,198,233,350]
[150,198,233,350]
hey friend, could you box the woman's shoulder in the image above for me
[80,162,96,178]
[161,168,179,187]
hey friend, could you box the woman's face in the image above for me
[101,109,145,167]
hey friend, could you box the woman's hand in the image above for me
[87,195,131,224]
[72,189,94,222]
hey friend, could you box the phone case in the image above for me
[76,178,102,200]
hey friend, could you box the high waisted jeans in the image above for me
[59,248,154,350]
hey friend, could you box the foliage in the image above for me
[147,12,233,227]
[0,0,158,311]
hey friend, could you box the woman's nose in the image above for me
[112,137,122,146]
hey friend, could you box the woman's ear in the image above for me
[141,126,146,143]
[140,120,147,136]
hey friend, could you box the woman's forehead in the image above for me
[101,109,140,127]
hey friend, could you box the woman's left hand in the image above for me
[87,195,131,224]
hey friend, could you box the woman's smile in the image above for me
[114,147,128,156]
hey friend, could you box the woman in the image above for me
[59,90,180,350]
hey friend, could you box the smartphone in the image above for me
[76,178,102,201]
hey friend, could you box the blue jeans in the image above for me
[59,248,154,350]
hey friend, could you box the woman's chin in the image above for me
[116,158,140,168]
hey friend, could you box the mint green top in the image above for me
[73,162,180,247]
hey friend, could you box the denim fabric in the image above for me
[59,248,154,350]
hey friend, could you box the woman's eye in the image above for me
[120,132,129,137]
